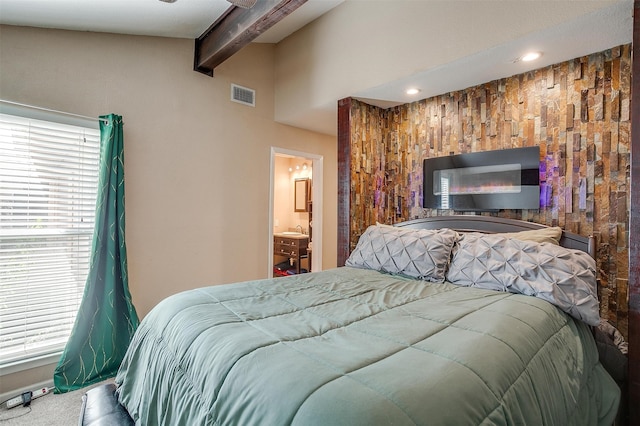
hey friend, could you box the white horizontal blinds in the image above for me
[0,111,100,365]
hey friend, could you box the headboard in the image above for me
[394,215,596,259]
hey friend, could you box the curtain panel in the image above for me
[54,114,139,393]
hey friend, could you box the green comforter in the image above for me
[115,267,620,425]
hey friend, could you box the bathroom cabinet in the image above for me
[273,234,308,275]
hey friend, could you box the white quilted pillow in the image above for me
[345,225,457,282]
[446,233,600,325]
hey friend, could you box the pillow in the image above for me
[497,226,562,245]
[345,225,457,282]
[446,233,599,325]
[375,221,396,229]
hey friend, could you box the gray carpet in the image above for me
[0,379,114,426]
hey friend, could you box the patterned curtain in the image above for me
[53,114,139,393]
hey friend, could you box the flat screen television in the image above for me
[423,146,540,211]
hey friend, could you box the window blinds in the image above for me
[0,108,100,366]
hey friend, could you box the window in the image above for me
[0,102,100,366]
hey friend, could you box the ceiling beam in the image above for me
[194,0,307,76]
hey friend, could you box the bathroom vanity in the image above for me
[273,233,309,275]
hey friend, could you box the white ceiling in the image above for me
[0,0,343,42]
[353,0,633,109]
[0,0,634,136]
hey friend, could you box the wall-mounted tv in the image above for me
[423,146,540,211]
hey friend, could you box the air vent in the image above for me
[231,84,255,107]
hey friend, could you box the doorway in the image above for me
[269,147,323,278]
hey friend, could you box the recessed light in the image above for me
[406,88,421,95]
[521,52,542,62]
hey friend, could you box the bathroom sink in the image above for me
[280,231,303,235]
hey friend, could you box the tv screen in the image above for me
[423,147,540,211]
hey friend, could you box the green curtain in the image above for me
[53,114,139,393]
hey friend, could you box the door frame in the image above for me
[269,147,323,276]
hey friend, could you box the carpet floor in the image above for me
[0,379,114,426]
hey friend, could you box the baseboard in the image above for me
[0,379,54,405]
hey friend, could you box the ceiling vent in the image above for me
[231,84,255,107]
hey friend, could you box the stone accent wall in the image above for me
[349,45,631,337]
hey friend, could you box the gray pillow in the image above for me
[345,225,457,282]
[446,233,600,325]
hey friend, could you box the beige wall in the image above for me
[273,156,294,234]
[0,24,337,394]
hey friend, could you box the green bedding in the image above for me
[115,267,620,425]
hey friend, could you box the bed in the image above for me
[114,216,620,425]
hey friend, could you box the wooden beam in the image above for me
[194,0,307,76]
[337,97,352,266]
[628,1,640,423]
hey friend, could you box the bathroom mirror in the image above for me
[294,178,309,212]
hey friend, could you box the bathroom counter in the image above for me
[273,232,309,239]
